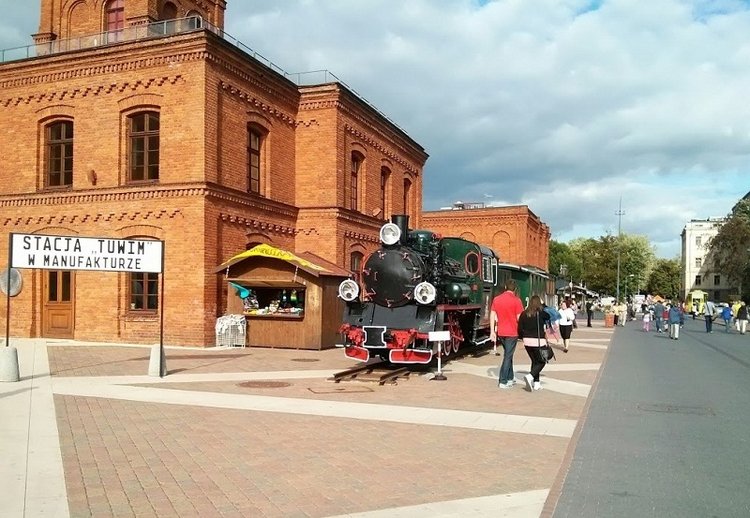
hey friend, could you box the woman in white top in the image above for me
[558,300,576,352]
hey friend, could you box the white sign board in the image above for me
[10,233,163,273]
[428,330,451,342]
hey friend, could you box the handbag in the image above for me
[540,345,555,363]
[536,313,555,363]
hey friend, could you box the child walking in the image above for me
[642,309,651,332]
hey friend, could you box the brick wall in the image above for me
[0,22,427,346]
[422,206,550,270]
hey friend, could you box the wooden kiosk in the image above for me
[215,244,351,350]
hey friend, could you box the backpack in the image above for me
[543,306,561,322]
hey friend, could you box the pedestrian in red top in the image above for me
[490,279,525,389]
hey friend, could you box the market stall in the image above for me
[215,244,351,349]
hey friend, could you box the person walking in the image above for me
[585,300,594,327]
[736,302,748,335]
[721,304,733,333]
[704,300,716,333]
[518,295,551,391]
[667,302,684,340]
[558,300,576,353]
[490,279,524,389]
[618,300,627,327]
[642,308,652,332]
[653,300,665,333]
[732,300,742,331]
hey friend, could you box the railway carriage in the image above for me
[497,263,555,308]
[337,215,555,364]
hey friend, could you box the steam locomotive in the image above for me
[337,215,504,364]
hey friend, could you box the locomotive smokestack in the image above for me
[391,215,409,245]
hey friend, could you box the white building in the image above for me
[680,218,732,302]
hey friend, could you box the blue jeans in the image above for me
[654,317,663,332]
[705,316,713,332]
[497,336,517,384]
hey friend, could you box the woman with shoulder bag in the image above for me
[518,295,552,391]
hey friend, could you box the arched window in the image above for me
[46,120,74,188]
[350,152,363,211]
[403,177,412,215]
[186,10,203,28]
[160,1,178,20]
[380,167,390,219]
[105,0,124,41]
[247,124,267,195]
[350,251,364,281]
[128,112,160,181]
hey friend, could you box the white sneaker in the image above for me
[533,381,542,391]
[523,374,533,391]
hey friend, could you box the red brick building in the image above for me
[422,203,550,271]
[0,0,427,346]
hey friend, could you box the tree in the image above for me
[550,234,655,295]
[707,199,750,299]
[646,258,681,299]
[548,241,582,281]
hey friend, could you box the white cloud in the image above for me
[2,0,749,258]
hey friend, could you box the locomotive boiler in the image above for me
[338,215,501,364]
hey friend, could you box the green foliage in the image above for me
[548,241,582,280]
[646,258,682,299]
[549,233,658,296]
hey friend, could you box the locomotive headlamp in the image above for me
[379,223,401,245]
[338,279,360,301]
[413,281,437,304]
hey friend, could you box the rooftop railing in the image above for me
[0,16,405,134]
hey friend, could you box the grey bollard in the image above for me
[148,345,167,377]
[0,346,21,382]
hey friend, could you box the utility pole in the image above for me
[615,197,624,302]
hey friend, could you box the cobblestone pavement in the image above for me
[1,322,613,517]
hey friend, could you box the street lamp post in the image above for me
[628,274,635,301]
[615,197,624,302]
[560,264,568,303]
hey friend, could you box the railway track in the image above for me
[330,361,411,385]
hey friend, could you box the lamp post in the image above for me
[560,264,568,303]
[628,274,635,301]
[615,197,624,302]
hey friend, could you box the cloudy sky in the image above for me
[2,0,749,258]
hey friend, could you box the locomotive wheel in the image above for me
[442,340,452,357]
[446,316,463,354]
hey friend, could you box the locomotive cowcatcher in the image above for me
[337,215,501,364]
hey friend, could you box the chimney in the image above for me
[391,215,409,245]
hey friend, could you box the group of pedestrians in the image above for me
[490,280,576,392]
[634,298,750,338]
[639,300,685,339]
[702,300,748,334]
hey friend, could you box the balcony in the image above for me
[0,16,404,134]
[2,16,211,63]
